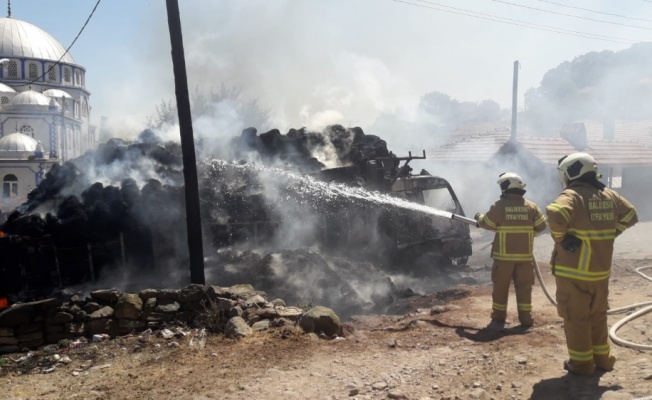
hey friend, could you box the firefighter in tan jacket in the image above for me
[475,173,547,329]
[547,152,637,377]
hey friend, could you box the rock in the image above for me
[138,289,159,300]
[270,318,290,327]
[88,318,118,336]
[46,311,74,325]
[298,306,342,337]
[252,320,270,331]
[254,307,279,319]
[118,319,146,330]
[225,316,253,339]
[271,298,286,307]
[178,284,207,303]
[224,284,256,300]
[469,388,488,400]
[90,289,121,303]
[275,306,303,320]
[430,305,449,315]
[0,304,35,326]
[143,298,157,312]
[388,389,408,399]
[15,322,43,335]
[214,298,235,312]
[89,306,114,320]
[161,329,175,339]
[514,356,527,365]
[244,295,267,307]
[229,306,243,318]
[155,301,180,313]
[83,302,102,314]
[114,294,143,320]
[372,381,388,390]
[157,289,180,300]
[206,286,227,299]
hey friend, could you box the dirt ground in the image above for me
[1,223,651,400]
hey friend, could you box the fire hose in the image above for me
[450,213,652,351]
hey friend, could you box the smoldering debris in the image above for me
[0,124,477,318]
[206,248,398,319]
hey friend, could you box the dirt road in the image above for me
[2,224,651,400]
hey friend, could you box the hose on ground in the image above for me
[534,261,652,350]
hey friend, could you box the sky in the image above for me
[10,0,652,146]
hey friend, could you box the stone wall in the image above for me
[0,283,308,354]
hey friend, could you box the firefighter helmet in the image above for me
[557,152,598,185]
[497,172,526,192]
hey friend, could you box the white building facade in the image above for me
[0,16,95,212]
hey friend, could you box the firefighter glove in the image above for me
[561,234,582,253]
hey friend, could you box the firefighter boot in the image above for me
[518,311,533,328]
[490,309,507,324]
[594,355,616,372]
[563,360,595,377]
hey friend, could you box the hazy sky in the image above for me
[12,0,651,135]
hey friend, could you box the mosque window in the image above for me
[28,63,38,79]
[82,99,88,117]
[2,174,18,198]
[75,70,80,86]
[81,72,85,87]
[7,60,18,78]
[1,96,8,105]
[47,64,57,81]
[63,67,71,83]
[19,125,34,138]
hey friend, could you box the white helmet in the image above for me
[497,172,526,192]
[557,152,598,186]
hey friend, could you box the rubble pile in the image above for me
[0,283,344,355]
[229,125,390,172]
[207,248,399,318]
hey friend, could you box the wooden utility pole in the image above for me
[165,0,205,284]
[510,60,519,142]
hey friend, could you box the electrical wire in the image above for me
[534,0,652,23]
[393,0,640,44]
[491,0,652,31]
[13,0,102,88]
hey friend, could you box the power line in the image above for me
[397,0,640,44]
[534,0,652,23]
[491,0,652,30]
[15,0,102,88]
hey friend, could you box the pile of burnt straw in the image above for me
[0,283,344,355]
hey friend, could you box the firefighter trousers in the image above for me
[490,260,534,325]
[555,276,613,373]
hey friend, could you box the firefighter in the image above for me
[547,152,637,376]
[475,172,547,329]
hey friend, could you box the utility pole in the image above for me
[165,0,205,285]
[510,60,519,142]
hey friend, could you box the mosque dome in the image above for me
[0,82,16,94]
[0,132,38,152]
[0,17,75,64]
[8,90,51,106]
[42,88,73,98]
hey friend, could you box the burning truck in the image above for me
[0,125,472,307]
[202,125,472,273]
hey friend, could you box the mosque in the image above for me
[0,8,96,212]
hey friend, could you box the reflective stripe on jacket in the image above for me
[477,193,547,262]
[546,181,638,281]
